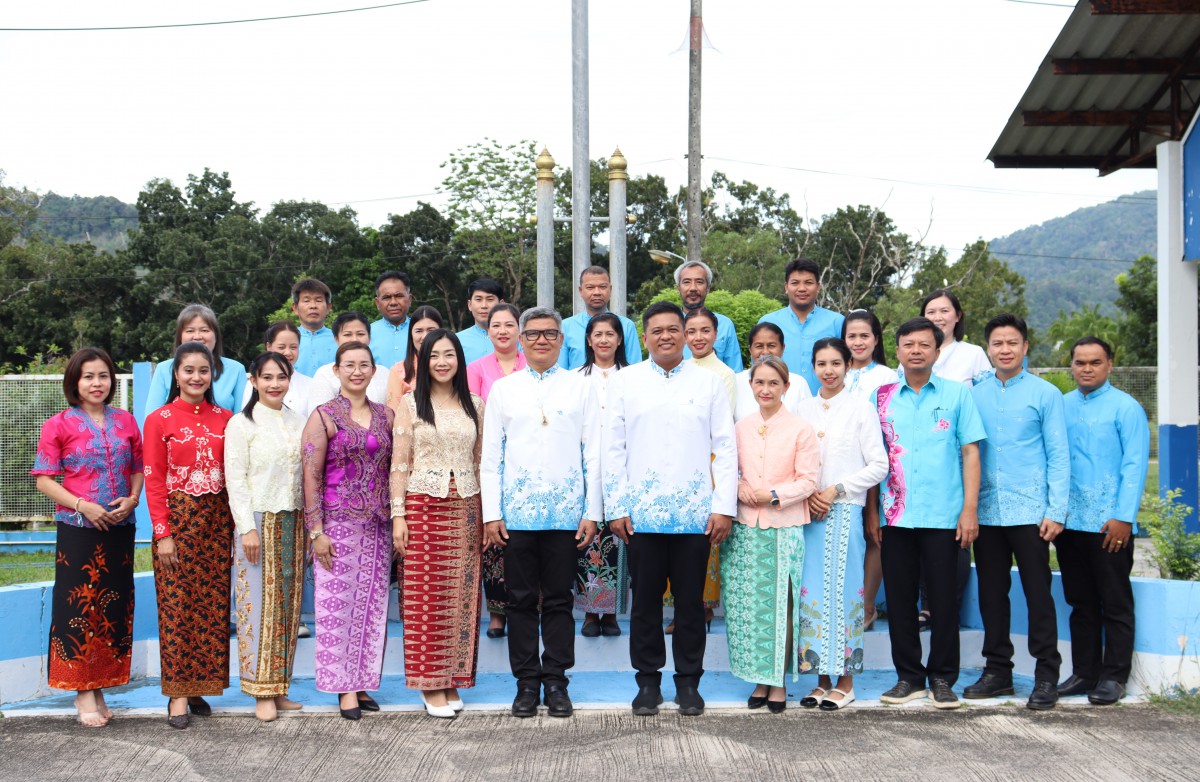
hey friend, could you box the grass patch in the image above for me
[1148,686,1200,715]
[0,546,153,588]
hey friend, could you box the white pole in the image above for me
[571,0,590,315]
[536,148,556,310]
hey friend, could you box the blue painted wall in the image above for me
[1160,424,1200,534]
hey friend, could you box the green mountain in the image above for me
[33,192,138,253]
[988,190,1155,332]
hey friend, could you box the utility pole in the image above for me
[608,147,628,316]
[686,0,703,262]
[571,0,590,314]
[535,147,556,310]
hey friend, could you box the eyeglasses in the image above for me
[337,363,374,374]
[521,329,560,342]
[377,294,409,303]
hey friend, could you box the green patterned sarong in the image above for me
[720,523,805,685]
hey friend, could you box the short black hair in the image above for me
[984,313,1028,343]
[467,278,504,299]
[291,277,332,305]
[895,316,944,349]
[375,270,411,295]
[920,288,965,341]
[1070,336,1114,361]
[263,321,300,348]
[63,347,117,406]
[785,257,821,283]
[579,265,609,283]
[642,300,685,329]
[332,311,371,339]
[684,307,719,330]
[812,337,852,366]
[747,321,785,347]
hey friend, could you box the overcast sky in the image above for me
[0,0,1157,257]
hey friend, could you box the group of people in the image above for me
[32,256,1150,728]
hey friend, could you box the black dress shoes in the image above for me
[747,693,768,710]
[632,684,663,716]
[512,688,540,718]
[1088,679,1126,705]
[1057,674,1098,697]
[963,672,1015,700]
[543,685,573,718]
[166,699,189,730]
[1027,681,1058,711]
[581,620,602,638]
[675,684,705,716]
[339,705,362,721]
[357,694,381,712]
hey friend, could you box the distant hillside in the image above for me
[988,190,1155,332]
[33,192,138,253]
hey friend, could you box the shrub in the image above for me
[1142,488,1200,580]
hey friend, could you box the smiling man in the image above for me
[480,306,601,720]
[369,270,413,368]
[966,314,1068,711]
[758,258,845,394]
[456,279,505,365]
[604,301,737,718]
[874,316,986,711]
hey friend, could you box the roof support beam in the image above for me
[1023,110,1173,125]
[1091,1,1200,12]
[1052,57,1183,74]
[991,154,1157,168]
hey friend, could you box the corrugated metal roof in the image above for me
[989,2,1200,171]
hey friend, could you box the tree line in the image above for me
[0,139,1157,372]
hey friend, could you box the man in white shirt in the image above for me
[605,301,737,717]
[481,306,602,719]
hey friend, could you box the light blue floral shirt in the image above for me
[972,370,1070,526]
[1062,381,1150,533]
[603,359,737,534]
[480,365,602,531]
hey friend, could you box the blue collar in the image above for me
[525,364,562,381]
[650,358,688,379]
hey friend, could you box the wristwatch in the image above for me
[308,529,325,542]
[835,483,846,497]
[769,490,781,507]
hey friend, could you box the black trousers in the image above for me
[1054,530,1136,684]
[503,529,578,690]
[881,526,961,687]
[628,532,710,687]
[919,548,971,615]
[974,524,1061,683]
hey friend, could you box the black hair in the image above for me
[402,305,444,386]
[842,309,887,365]
[784,257,821,283]
[581,312,630,375]
[332,311,371,339]
[467,278,504,299]
[263,321,301,348]
[1070,336,1114,361]
[920,288,965,341]
[63,347,117,407]
[747,321,786,347]
[375,270,411,295]
[684,307,719,330]
[412,329,480,434]
[812,337,852,366]
[242,351,293,422]
[334,341,374,367]
[983,313,1028,343]
[291,277,332,304]
[641,300,685,329]
[895,317,944,349]
[487,303,522,328]
[579,265,610,284]
[167,341,216,404]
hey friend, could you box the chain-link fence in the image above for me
[1029,367,1161,457]
[0,375,132,524]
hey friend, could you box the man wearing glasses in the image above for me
[481,307,602,719]
[604,301,737,717]
[369,270,414,368]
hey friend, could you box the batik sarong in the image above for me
[49,522,135,691]
[234,510,306,697]
[574,525,628,614]
[798,503,866,676]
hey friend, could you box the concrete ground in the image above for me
[1,705,1196,782]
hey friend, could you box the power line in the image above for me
[0,0,432,32]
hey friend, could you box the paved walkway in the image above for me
[0,705,1195,781]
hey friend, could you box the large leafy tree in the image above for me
[1114,254,1156,366]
